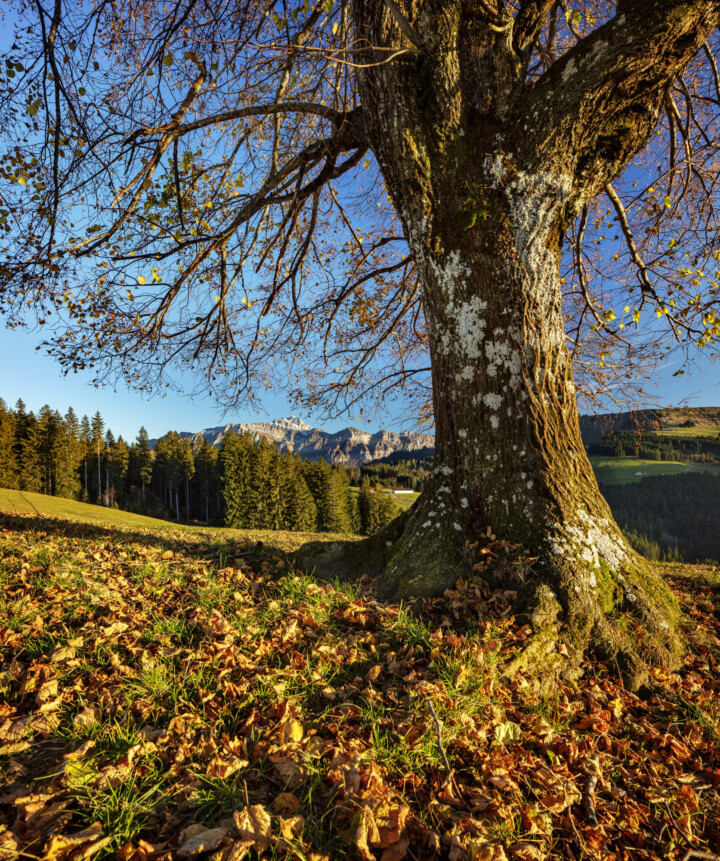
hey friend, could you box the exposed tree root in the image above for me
[294,519,685,692]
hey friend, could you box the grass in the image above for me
[348,486,420,508]
[654,425,720,438]
[589,455,720,484]
[1,505,720,859]
[0,485,353,552]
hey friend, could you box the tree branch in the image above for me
[513,0,557,53]
[383,0,426,50]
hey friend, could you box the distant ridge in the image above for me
[150,417,435,467]
[578,406,720,444]
[150,406,720,464]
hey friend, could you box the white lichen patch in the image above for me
[452,296,488,359]
[483,393,503,411]
[456,365,475,382]
[548,508,628,571]
[484,334,522,384]
[502,168,572,347]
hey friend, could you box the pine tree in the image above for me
[195,438,219,525]
[135,427,153,498]
[108,436,129,507]
[90,412,105,504]
[0,399,17,489]
[220,431,253,527]
[176,438,195,522]
[79,415,91,500]
[56,407,82,499]
[284,471,318,532]
[103,429,115,505]
[16,407,42,493]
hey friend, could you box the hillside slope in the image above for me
[579,406,720,443]
[0,507,719,859]
[0,487,351,551]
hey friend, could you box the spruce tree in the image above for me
[0,399,17,490]
[285,472,318,533]
[57,407,82,499]
[195,438,219,525]
[135,427,153,498]
[90,412,105,504]
[103,429,115,505]
[37,405,58,494]
[220,431,244,527]
[79,415,91,500]
[17,409,42,493]
[177,438,195,522]
[247,437,273,528]
[108,436,129,507]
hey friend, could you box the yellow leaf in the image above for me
[280,718,304,744]
[177,827,228,857]
[137,275,146,285]
[232,805,272,854]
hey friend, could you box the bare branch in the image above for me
[383,0,426,50]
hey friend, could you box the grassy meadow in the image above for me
[348,487,420,509]
[1,496,720,859]
[588,455,720,484]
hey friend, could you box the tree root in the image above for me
[294,521,685,693]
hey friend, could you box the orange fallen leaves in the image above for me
[1,513,720,860]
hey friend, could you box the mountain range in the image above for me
[151,417,435,467]
[151,406,720,467]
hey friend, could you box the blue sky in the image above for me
[0,325,361,441]
[1,13,720,442]
[2,321,719,443]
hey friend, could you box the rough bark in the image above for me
[298,0,720,687]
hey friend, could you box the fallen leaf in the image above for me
[232,804,271,857]
[73,705,101,730]
[44,822,103,860]
[279,718,304,744]
[274,792,300,815]
[278,814,304,841]
[494,721,522,745]
[508,842,546,860]
[64,739,97,761]
[177,827,228,857]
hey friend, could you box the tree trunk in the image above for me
[296,0,694,686]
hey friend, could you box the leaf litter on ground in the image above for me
[0,509,719,860]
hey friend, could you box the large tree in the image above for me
[3,0,720,684]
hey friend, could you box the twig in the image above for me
[682,852,720,861]
[583,774,598,826]
[663,798,693,847]
[424,692,452,775]
[567,805,588,854]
